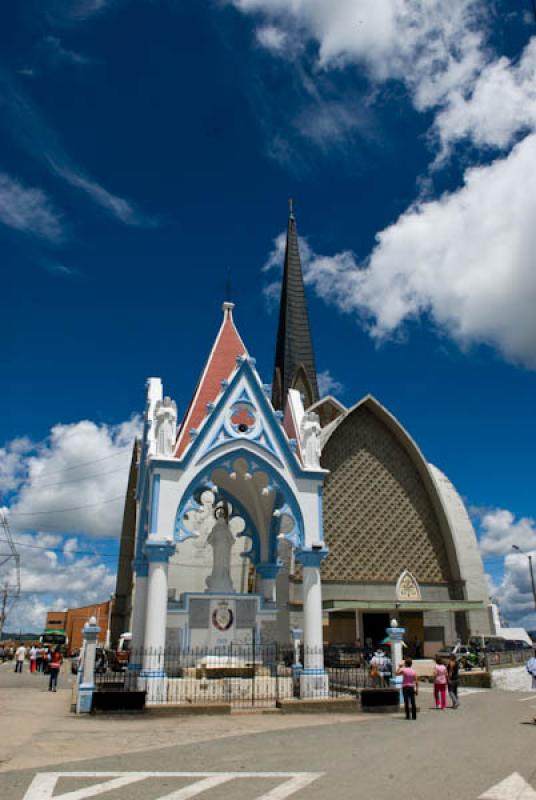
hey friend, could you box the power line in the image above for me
[24,464,129,490]
[7,495,125,517]
[1,539,120,557]
[19,448,131,480]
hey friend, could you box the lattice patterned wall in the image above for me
[320,406,452,584]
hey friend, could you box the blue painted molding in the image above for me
[150,474,160,535]
[132,558,149,577]
[144,538,176,563]
[295,547,329,567]
[255,562,281,580]
[82,623,100,642]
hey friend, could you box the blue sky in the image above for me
[1,0,536,632]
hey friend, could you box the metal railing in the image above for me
[485,650,532,670]
[94,644,374,708]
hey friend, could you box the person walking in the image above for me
[369,649,392,688]
[14,644,26,673]
[29,645,37,674]
[0,644,5,663]
[48,648,62,692]
[433,656,448,709]
[526,648,536,689]
[397,657,418,720]
[447,655,460,708]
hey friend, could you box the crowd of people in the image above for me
[0,643,64,691]
[367,646,461,721]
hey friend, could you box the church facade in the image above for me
[112,204,492,681]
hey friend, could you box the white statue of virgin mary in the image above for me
[206,504,236,593]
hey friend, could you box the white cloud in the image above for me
[488,551,536,630]
[256,25,288,54]
[301,133,536,368]
[2,416,140,538]
[479,509,536,557]
[477,508,536,629]
[50,162,148,226]
[435,37,536,157]
[44,0,113,26]
[0,417,138,632]
[317,369,344,397]
[234,0,486,111]
[42,35,94,66]
[0,70,151,228]
[0,531,116,633]
[0,173,63,241]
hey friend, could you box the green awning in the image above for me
[323,600,486,612]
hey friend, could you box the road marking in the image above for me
[22,772,324,800]
[479,772,536,799]
[517,695,536,702]
[156,775,236,800]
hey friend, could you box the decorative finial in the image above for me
[288,197,294,219]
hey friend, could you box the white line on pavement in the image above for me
[22,771,325,800]
[155,775,236,800]
[479,772,536,799]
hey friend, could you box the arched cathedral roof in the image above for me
[319,395,486,600]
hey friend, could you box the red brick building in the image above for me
[45,600,111,655]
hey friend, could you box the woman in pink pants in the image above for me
[434,656,448,709]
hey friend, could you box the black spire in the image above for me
[272,200,319,411]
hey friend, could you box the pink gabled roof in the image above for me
[174,302,248,458]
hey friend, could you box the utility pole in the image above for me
[0,512,21,638]
[512,545,536,612]
[0,583,8,640]
[529,554,536,611]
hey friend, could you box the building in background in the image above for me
[44,600,112,655]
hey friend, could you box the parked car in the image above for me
[70,647,108,675]
[111,632,131,672]
[435,644,484,670]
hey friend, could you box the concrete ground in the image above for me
[2,660,536,800]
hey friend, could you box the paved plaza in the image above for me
[2,661,536,800]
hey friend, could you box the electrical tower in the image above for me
[0,511,21,639]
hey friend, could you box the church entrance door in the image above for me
[362,613,390,650]
[326,611,356,644]
[399,611,424,658]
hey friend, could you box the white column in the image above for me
[355,610,362,645]
[129,567,148,670]
[297,549,329,698]
[256,564,279,605]
[262,577,276,603]
[141,538,175,704]
[144,560,169,658]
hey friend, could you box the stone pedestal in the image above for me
[76,617,100,714]
[168,592,277,650]
[386,620,406,703]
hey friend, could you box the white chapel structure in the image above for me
[112,203,492,698]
